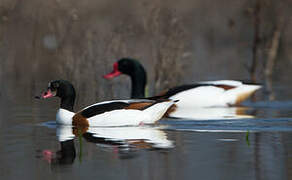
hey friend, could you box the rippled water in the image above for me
[1,93,292,180]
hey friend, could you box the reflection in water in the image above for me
[85,126,173,149]
[53,140,76,165]
[42,125,174,166]
[169,106,254,120]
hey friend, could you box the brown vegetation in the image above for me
[0,0,292,105]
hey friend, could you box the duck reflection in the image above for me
[54,139,76,165]
[43,125,173,165]
[169,106,254,120]
[83,126,173,149]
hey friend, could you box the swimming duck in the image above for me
[103,58,261,108]
[36,80,176,127]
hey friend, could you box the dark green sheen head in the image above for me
[103,58,145,79]
[117,58,142,75]
[103,58,147,98]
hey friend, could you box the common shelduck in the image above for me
[104,58,261,108]
[36,80,176,127]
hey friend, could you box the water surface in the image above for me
[0,97,292,180]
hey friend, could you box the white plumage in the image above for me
[86,100,175,126]
[56,109,75,125]
[56,100,175,127]
[169,80,261,108]
[40,80,176,127]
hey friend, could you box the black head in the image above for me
[37,80,76,111]
[103,58,147,98]
[40,80,75,99]
[117,58,141,75]
[103,58,145,79]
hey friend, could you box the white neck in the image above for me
[56,108,75,125]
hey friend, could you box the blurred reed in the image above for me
[0,0,291,107]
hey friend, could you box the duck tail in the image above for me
[225,84,262,105]
[142,99,178,123]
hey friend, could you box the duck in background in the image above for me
[103,58,261,108]
[36,80,177,127]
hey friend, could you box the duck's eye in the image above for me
[50,82,59,90]
[54,83,59,88]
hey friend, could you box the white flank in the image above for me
[88,109,148,127]
[169,86,226,107]
[87,100,174,126]
[169,80,261,107]
[56,100,174,127]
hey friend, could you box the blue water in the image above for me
[163,117,292,132]
[0,99,292,180]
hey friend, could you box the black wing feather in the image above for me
[148,84,213,100]
[81,102,129,118]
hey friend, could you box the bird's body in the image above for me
[150,80,261,107]
[104,58,261,108]
[38,80,176,127]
